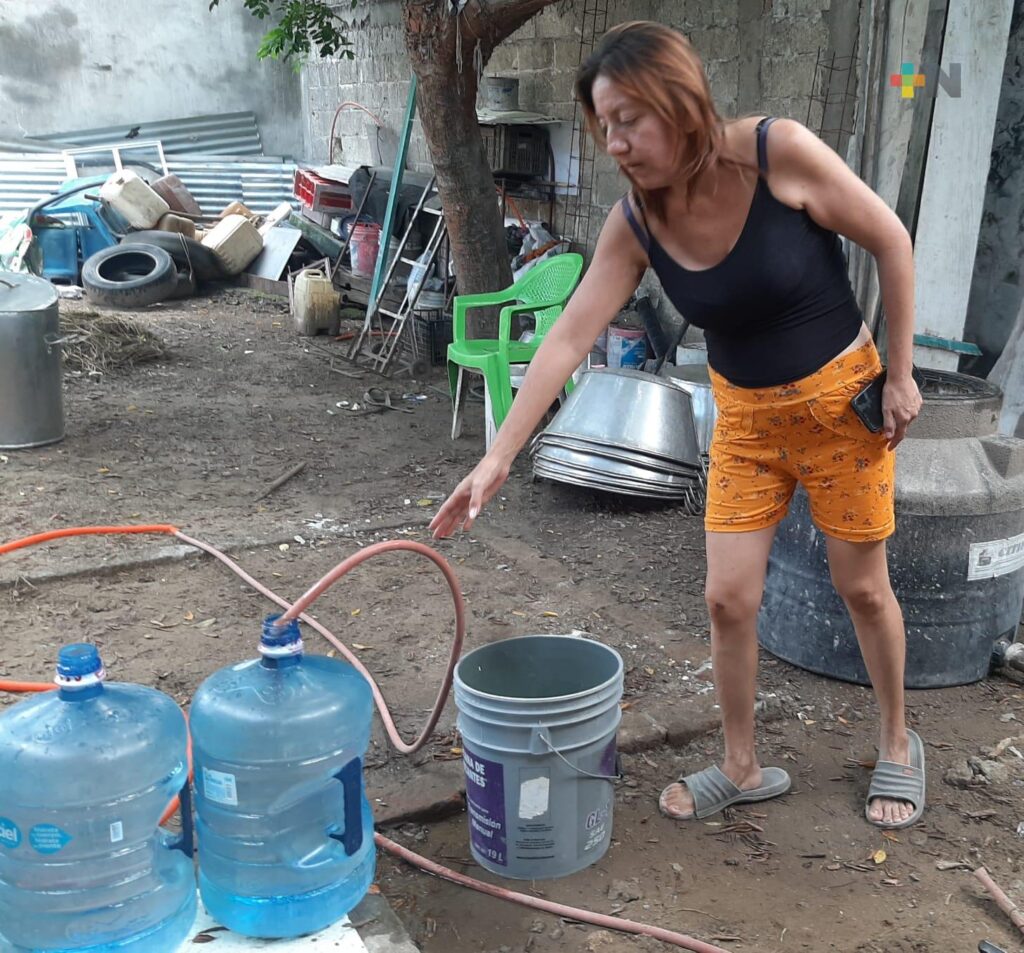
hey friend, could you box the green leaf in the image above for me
[216,0,350,62]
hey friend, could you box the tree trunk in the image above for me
[401,0,559,334]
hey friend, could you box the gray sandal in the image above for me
[659,764,792,820]
[865,728,926,829]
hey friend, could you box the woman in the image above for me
[431,21,925,830]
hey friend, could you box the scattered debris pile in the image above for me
[60,310,166,375]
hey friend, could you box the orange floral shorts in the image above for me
[705,340,895,542]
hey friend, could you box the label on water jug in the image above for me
[463,745,507,866]
[28,824,72,854]
[202,767,239,806]
[109,821,124,844]
[0,817,22,849]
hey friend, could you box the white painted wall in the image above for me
[0,0,305,159]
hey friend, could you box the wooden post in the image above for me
[911,0,1015,371]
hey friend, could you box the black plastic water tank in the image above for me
[758,370,1024,688]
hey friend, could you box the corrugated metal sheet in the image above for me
[0,137,65,154]
[31,113,265,157]
[0,155,67,214]
[0,154,297,217]
[167,157,297,215]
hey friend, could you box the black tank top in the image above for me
[621,117,863,387]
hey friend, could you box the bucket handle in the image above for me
[532,728,621,782]
[327,757,363,856]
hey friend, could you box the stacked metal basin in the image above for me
[531,368,705,509]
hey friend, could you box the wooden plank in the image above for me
[237,273,289,297]
[912,0,1015,371]
[846,0,931,338]
[989,297,1024,434]
[247,225,302,280]
[894,0,949,238]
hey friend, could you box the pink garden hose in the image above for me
[0,525,728,953]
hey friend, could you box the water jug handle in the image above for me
[167,780,195,859]
[328,757,363,856]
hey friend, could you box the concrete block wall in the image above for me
[301,0,843,326]
[0,0,306,159]
[301,3,423,170]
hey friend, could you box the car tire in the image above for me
[82,244,179,308]
[120,230,226,283]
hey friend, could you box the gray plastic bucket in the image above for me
[454,635,623,880]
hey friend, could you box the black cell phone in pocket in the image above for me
[850,366,925,433]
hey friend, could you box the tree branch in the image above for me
[466,0,561,51]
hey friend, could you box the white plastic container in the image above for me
[292,267,339,336]
[99,170,169,230]
[201,214,263,275]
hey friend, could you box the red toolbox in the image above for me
[293,169,354,213]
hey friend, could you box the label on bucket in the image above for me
[967,531,1024,580]
[518,776,550,820]
[607,329,647,369]
[463,746,507,867]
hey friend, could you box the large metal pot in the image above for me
[0,272,64,449]
[660,363,717,456]
[544,368,702,467]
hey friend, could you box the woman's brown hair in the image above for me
[575,21,734,220]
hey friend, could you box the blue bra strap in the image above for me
[620,195,651,254]
[756,116,777,175]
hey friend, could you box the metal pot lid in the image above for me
[580,366,683,392]
[0,272,58,314]
[661,364,711,385]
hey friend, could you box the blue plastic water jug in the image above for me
[189,615,375,938]
[0,644,196,952]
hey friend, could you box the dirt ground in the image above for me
[2,290,1023,953]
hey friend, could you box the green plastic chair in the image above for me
[447,252,584,445]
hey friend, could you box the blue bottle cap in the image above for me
[57,643,102,679]
[260,614,303,658]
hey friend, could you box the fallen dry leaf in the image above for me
[541,611,559,618]
[872,849,887,865]
[351,609,361,617]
